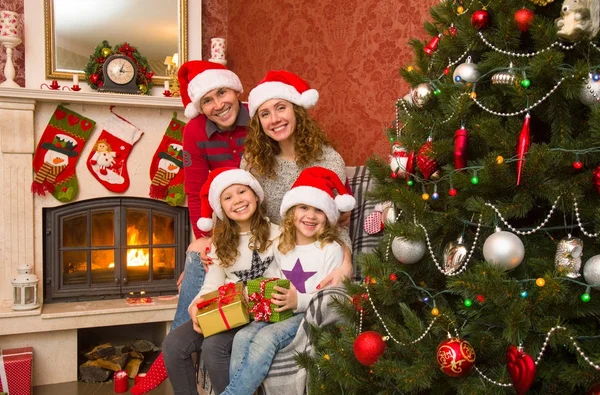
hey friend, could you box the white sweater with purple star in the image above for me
[274,240,344,313]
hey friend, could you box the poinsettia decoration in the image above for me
[84,40,154,95]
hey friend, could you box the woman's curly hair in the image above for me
[213,200,272,267]
[277,206,340,254]
[243,104,330,178]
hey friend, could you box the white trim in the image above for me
[280,186,339,224]
[207,169,264,219]
[187,69,243,108]
[103,114,144,145]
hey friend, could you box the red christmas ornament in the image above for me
[515,113,531,186]
[471,9,490,30]
[587,383,600,395]
[417,138,438,180]
[89,73,100,85]
[448,25,458,36]
[454,126,469,170]
[514,8,534,32]
[506,345,536,395]
[593,165,600,194]
[448,188,457,196]
[424,34,442,55]
[404,151,415,181]
[436,337,476,377]
[573,161,583,169]
[353,331,386,366]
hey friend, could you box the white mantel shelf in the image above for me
[0,87,183,109]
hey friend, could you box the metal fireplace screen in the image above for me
[44,197,188,302]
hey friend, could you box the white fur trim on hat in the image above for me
[185,103,200,119]
[335,194,356,213]
[280,186,339,225]
[197,218,214,233]
[248,81,319,117]
[208,169,264,220]
[188,69,243,114]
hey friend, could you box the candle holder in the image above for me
[40,80,61,90]
[0,35,22,88]
[62,85,81,92]
[163,90,172,97]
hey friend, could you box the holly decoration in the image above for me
[436,337,476,377]
[514,8,535,32]
[506,345,536,395]
[471,9,490,30]
[353,331,386,366]
[84,40,154,95]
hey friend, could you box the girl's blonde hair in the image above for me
[243,105,330,178]
[277,205,340,254]
[213,198,272,268]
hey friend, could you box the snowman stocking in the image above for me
[31,105,96,202]
[149,115,186,206]
[87,111,143,193]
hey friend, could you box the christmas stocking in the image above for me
[86,110,143,193]
[149,115,186,206]
[31,105,96,202]
[130,352,168,395]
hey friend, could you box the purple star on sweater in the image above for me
[282,258,317,293]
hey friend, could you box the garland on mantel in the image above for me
[84,40,154,95]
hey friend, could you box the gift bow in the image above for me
[249,278,279,322]
[196,283,239,330]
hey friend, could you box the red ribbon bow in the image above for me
[249,278,279,322]
[196,283,238,330]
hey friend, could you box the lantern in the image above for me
[11,264,39,310]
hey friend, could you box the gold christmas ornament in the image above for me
[492,64,516,85]
[101,47,112,57]
[555,236,584,278]
[528,0,554,5]
[138,84,148,94]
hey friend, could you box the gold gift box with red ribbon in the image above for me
[196,282,249,337]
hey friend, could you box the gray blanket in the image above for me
[262,286,349,395]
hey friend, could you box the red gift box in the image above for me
[0,347,33,395]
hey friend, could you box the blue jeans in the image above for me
[172,251,205,330]
[222,314,304,395]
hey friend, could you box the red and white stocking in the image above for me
[86,111,143,193]
[130,352,168,395]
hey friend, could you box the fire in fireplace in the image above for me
[44,197,188,302]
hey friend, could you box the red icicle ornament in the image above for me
[506,345,536,395]
[424,34,442,55]
[454,126,468,170]
[405,151,415,181]
[593,165,600,194]
[515,113,531,185]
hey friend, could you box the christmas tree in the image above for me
[298,1,600,394]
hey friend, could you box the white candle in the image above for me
[73,74,79,86]
[164,80,170,91]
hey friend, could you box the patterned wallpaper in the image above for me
[0,0,25,87]
[6,0,436,165]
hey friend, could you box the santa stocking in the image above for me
[130,352,168,395]
[149,115,186,206]
[31,105,96,202]
[86,110,143,193]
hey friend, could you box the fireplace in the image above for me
[43,197,188,302]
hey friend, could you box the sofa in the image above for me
[197,165,380,394]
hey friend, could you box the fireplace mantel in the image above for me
[0,87,186,386]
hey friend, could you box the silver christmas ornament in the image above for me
[554,236,584,278]
[403,92,414,106]
[453,56,480,86]
[443,236,468,274]
[482,228,525,271]
[392,237,426,264]
[583,254,600,290]
[580,73,600,106]
[491,63,516,85]
[410,83,434,108]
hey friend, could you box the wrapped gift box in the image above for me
[196,282,249,337]
[0,346,33,395]
[247,277,293,323]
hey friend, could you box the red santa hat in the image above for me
[280,167,355,225]
[248,70,319,117]
[197,167,264,232]
[178,60,243,119]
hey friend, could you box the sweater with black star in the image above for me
[195,223,282,302]
[274,240,344,313]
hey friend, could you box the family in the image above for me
[131,61,355,395]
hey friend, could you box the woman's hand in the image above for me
[187,237,213,271]
[271,284,298,312]
[317,245,353,289]
[188,296,204,334]
[337,211,351,227]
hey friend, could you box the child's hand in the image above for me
[187,237,213,271]
[271,283,298,312]
[188,297,204,334]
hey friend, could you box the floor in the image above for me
[34,379,175,395]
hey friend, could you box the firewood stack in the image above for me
[79,340,159,383]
